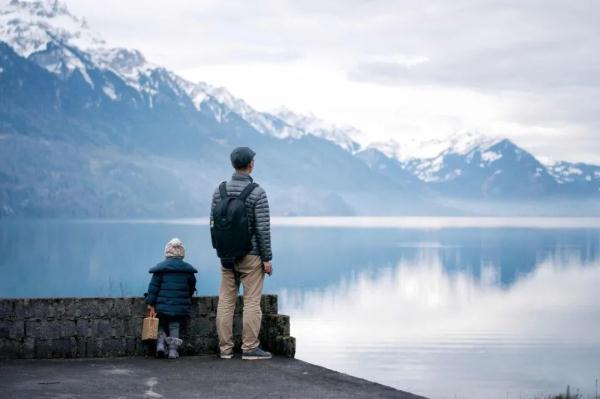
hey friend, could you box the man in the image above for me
[211,146,273,360]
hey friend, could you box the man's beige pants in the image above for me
[216,255,265,354]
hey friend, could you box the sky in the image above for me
[63,0,600,163]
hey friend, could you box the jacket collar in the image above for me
[149,258,198,273]
[232,172,253,182]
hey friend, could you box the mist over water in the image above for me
[1,218,599,398]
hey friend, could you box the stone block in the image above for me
[10,320,25,339]
[76,319,90,337]
[103,338,126,356]
[193,298,213,316]
[130,298,147,316]
[54,299,77,319]
[93,319,112,338]
[125,317,141,337]
[274,335,296,358]
[261,295,278,314]
[187,318,216,338]
[125,336,137,354]
[97,299,115,317]
[86,338,103,357]
[76,337,87,357]
[25,300,50,319]
[0,337,23,359]
[23,337,35,359]
[46,320,62,340]
[184,336,218,355]
[112,299,132,318]
[111,318,125,337]
[0,300,14,319]
[34,339,53,358]
[262,314,290,338]
[76,299,97,318]
[50,338,72,358]
[24,319,42,338]
[12,300,26,320]
[61,320,76,338]
[0,319,10,337]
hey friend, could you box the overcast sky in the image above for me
[66,0,600,163]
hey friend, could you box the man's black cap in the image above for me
[230,147,256,169]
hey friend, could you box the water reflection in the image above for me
[280,258,600,399]
[1,219,600,398]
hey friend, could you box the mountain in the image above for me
[272,107,361,153]
[364,132,600,199]
[0,0,449,217]
[400,138,559,198]
[0,0,598,217]
[354,148,424,191]
[546,161,600,195]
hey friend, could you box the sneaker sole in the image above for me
[242,355,272,360]
[220,354,234,359]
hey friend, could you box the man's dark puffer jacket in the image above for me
[145,258,197,317]
[210,172,272,262]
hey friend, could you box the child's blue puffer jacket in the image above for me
[145,258,197,317]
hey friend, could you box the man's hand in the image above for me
[147,305,157,318]
[263,260,273,276]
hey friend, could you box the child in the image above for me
[145,238,197,359]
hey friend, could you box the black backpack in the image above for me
[210,181,258,268]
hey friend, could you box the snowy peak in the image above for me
[272,107,361,152]
[0,0,163,92]
[398,136,544,184]
[546,161,600,188]
[368,131,501,162]
[0,0,104,57]
[8,0,69,18]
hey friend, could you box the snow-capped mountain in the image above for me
[367,131,500,163]
[546,161,600,194]
[400,138,559,197]
[0,0,598,217]
[272,107,361,153]
[354,147,424,190]
[0,0,158,89]
[1,0,430,217]
[362,131,600,197]
[0,0,360,151]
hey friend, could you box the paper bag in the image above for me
[141,316,159,341]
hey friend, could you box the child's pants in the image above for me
[159,319,180,338]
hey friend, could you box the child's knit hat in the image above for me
[165,238,185,259]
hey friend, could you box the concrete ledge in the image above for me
[0,356,426,399]
[0,295,295,359]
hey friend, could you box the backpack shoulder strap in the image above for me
[218,181,228,200]
[238,183,258,202]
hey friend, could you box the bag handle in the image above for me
[218,181,227,200]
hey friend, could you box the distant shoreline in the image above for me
[3,216,600,229]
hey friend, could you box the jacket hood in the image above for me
[149,258,198,273]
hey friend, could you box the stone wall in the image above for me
[0,295,295,359]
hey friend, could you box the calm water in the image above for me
[1,218,600,399]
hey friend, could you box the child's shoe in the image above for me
[165,337,183,359]
[156,332,167,357]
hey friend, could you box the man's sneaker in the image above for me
[219,351,234,359]
[242,347,272,360]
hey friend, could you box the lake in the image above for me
[1,217,600,399]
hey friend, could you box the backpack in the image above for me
[210,181,258,269]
